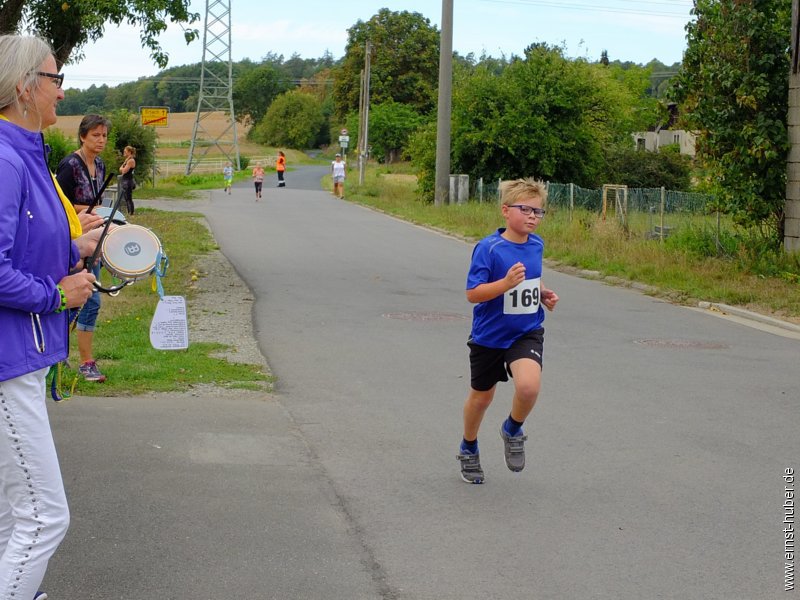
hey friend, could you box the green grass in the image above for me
[63,209,272,397]
[344,163,800,322]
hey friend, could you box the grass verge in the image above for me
[64,208,271,397]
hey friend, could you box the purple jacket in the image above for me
[0,119,81,381]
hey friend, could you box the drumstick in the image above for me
[85,173,121,273]
[86,172,116,214]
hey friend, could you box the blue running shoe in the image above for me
[34,592,48,600]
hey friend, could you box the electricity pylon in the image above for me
[186,0,240,175]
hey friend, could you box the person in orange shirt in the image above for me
[276,151,286,188]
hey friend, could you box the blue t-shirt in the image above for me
[466,228,545,349]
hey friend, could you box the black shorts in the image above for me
[468,328,544,392]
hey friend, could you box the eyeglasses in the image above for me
[508,205,546,217]
[37,71,64,89]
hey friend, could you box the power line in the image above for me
[477,0,692,19]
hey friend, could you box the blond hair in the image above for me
[499,178,547,207]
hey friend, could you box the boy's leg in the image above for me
[500,358,541,472]
[457,387,495,484]
[508,358,541,424]
[463,386,496,442]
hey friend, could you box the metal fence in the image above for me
[464,176,722,244]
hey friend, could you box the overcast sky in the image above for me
[64,0,694,90]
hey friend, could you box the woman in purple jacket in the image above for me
[0,35,105,599]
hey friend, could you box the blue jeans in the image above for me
[68,263,101,331]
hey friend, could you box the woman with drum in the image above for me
[56,114,111,383]
[118,145,137,215]
[0,34,106,599]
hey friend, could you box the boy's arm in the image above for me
[466,262,526,304]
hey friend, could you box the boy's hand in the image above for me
[541,288,559,311]
[504,262,526,290]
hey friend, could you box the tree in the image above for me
[367,102,425,162]
[105,109,158,185]
[604,143,692,190]
[233,64,291,126]
[671,0,791,242]
[332,9,440,119]
[0,0,200,69]
[251,90,325,149]
[449,44,655,187]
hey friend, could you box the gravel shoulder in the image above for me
[139,197,272,387]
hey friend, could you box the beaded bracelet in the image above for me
[54,285,67,314]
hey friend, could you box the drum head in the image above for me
[94,206,127,224]
[101,224,162,280]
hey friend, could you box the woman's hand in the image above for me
[73,223,116,260]
[77,209,104,232]
[58,271,96,308]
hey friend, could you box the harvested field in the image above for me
[49,112,264,173]
[50,111,250,144]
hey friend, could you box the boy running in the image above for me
[458,178,559,484]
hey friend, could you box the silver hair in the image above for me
[0,35,53,114]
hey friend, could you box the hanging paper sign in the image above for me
[149,295,189,350]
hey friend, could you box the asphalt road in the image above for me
[44,166,799,599]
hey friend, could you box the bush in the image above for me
[251,90,325,149]
[603,143,693,190]
[44,128,75,172]
[105,109,158,186]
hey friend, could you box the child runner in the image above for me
[457,178,559,484]
[331,153,346,198]
[222,161,233,195]
[252,161,264,200]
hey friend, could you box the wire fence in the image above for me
[463,176,724,245]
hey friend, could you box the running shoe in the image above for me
[457,451,485,484]
[78,360,106,383]
[34,592,48,599]
[500,423,527,472]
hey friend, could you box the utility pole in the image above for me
[786,0,800,252]
[186,0,240,175]
[434,0,454,206]
[359,40,372,185]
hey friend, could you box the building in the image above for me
[632,103,696,157]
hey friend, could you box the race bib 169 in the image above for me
[503,277,541,314]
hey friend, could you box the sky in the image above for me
[64,0,695,90]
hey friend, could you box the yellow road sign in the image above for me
[140,106,169,127]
